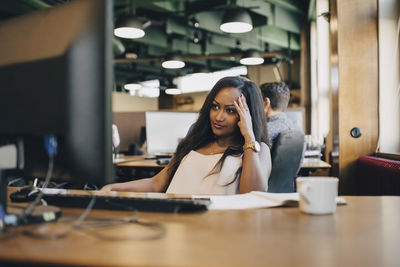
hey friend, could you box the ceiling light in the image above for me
[190,17,200,28]
[220,9,253,33]
[114,16,145,39]
[162,53,185,69]
[193,32,200,44]
[124,83,142,90]
[240,49,264,65]
[125,52,137,59]
[165,88,182,95]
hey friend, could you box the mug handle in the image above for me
[300,183,312,204]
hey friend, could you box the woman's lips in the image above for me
[213,122,224,129]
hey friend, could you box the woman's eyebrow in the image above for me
[213,99,235,108]
[224,104,236,108]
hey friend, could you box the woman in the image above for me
[102,76,271,194]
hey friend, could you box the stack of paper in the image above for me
[192,192,346,210]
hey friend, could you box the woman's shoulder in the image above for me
[259,142,271,161]
[260,141,270,151]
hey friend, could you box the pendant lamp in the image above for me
[114,16,145,39]
[162,53,185,69]
[220,9,253,33]
[240,49,264,65]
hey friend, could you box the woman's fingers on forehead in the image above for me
[234,101,243,113]
[238,94,247,108]
[238,98,244,109]
[234,100,241,110]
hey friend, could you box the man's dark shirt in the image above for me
[267,112,298,148]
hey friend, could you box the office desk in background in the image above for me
[0,190,399,266]
[115,155,331,180]
[115,155,331,170]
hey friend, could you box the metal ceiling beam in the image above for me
[22,0,50,9]
[115,0,184,13]
[236,0,273,18]
[151,0,185,13]
[274,6,302,34]
[262,0,306,15]
[114,51,283,64]
[172,39,202,55]
[190,11,224,36]
[258,25,300,50]
[211,32,263,51]
[128,27,168,48]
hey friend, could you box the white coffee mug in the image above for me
[296,177,339,215]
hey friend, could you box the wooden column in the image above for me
[300,23,311,134]
[330,0,379,194]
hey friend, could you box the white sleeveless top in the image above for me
[166,150,242,195]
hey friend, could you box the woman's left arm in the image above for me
[234,94,272,193]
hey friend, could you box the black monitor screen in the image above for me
[0,0,113,190]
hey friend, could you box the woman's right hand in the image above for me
[100,184,114,191]
[234,94,256,143]
[99,165,172,193]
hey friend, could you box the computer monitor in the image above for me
[145,111,199,155]
[0,0,113,208]
[286,107,305,132]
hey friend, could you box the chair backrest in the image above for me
[267,130,305,193]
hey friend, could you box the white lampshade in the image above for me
[162,53,185,69]
[114,16,145,39]
[124,83,142,90]
[240,50,264,65]
[165,88,182,95]
[220,9,253,33]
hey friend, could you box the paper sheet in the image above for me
[193,191,346,210]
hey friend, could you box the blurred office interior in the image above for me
[0,0,398,194]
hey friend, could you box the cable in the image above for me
[78,219,166,241]
[23,197,166,241]
[15,135,57,225]
[20,154,54,222]
[18,134,166,241]
[22,197,96,240]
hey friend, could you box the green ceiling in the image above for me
[0,0,312,89]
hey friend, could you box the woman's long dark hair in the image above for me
[166,76,268,186]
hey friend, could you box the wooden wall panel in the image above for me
[332,0,379,194]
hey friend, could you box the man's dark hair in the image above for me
[260,82,290,111]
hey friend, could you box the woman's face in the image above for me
[209,86,241,138]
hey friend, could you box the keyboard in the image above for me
[38,189,210,213]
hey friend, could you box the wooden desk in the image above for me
[301,157,331,169]
[117,159,166,168]
[1,193,400,266]
[113,155,145,164]
[116,155,331,170]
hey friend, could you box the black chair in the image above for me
[267,130,305,193]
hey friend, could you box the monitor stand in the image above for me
[0,170,61,227]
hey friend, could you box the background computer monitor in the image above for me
[145,111,199,155]
[0,0,113,208]
[286,107,306,132]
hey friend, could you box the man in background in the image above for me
[260,82,298,147]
